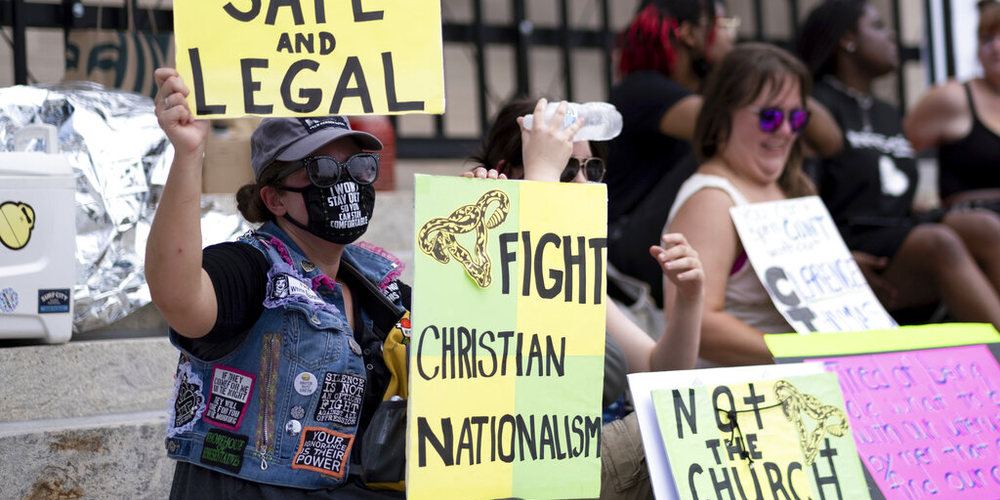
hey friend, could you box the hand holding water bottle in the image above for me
[522,100,623,142]
[516,98,585,182]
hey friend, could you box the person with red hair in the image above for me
[606,0,842,312]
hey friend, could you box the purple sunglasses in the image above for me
[748,106,811,133]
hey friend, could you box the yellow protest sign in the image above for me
[651,373,872,500]
[765,323,1000,359]
[408,175,607,500]
[173,0,444,118]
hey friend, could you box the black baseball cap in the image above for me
[250,116,383,181]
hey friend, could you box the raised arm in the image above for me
[658,95,703,141]
[903,80,967,153]
[647,233,704,371]
[666,188,774,366]
[603,235,704,373]
[145,68,217,339]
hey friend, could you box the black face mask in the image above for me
[282,180,375,244]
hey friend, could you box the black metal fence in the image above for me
[0,0,950,158]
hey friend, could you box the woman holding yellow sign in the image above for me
[148,67,411,499]
[467,97,706,376]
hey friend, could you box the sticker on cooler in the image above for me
[0,201,35,250]
[38,288,71,314]
[203,365,255,430]
[0,287,18,313]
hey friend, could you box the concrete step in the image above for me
[1,413,172,500]
[0,338,178,497]
[0,338,177,422]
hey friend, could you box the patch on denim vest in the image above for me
[204,366,255,430]
[314,372,366,427]
[382,280,401,302]
[292,427,355,479]
[200,429,249,473]
[167,362,205,438]
[264,262,340,315]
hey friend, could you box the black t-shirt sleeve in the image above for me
[172,242,270,360]
[201,241,270,342]
[614,71,692,137]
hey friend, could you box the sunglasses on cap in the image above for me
[747,106,810,134]
[278,153,380,187]
[560,157,606,183]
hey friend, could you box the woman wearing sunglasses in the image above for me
[148,68,411,498]
[665,43,816,366]
[798,0,1000,331]
[467,96,705,499]
[467,97,705,375]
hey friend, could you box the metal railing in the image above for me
[1,0,942,158]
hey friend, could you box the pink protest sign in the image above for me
[812,345,1000,499]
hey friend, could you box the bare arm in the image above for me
[658,95,703,141]
[605,300,656,373]
[145,68,216,339]
[604,235,705,373]
[648,233,704,371]
[801,96,844,158]
[903,80,967,153]
[666,188,773,366]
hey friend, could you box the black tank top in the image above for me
[937,82,1000,200]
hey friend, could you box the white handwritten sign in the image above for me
[730,196,897,334]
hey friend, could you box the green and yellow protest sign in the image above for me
[408,175,606,500]
[173,0,444,118]
[651,373,871,500]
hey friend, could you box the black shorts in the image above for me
[841,210,946,259]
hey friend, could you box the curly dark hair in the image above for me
[796,0,867,81]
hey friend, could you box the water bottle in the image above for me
[522,101,623,141]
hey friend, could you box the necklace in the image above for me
[823,76,874,110]
[824,76,875,132]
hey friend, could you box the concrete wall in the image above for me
[0,338,178,499]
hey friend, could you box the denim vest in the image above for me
[164,222,407,490]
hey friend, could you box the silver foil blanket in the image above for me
[0,82,250,333]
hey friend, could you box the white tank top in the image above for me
[667,174,791,336]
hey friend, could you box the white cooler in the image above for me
[0,125,76,343]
